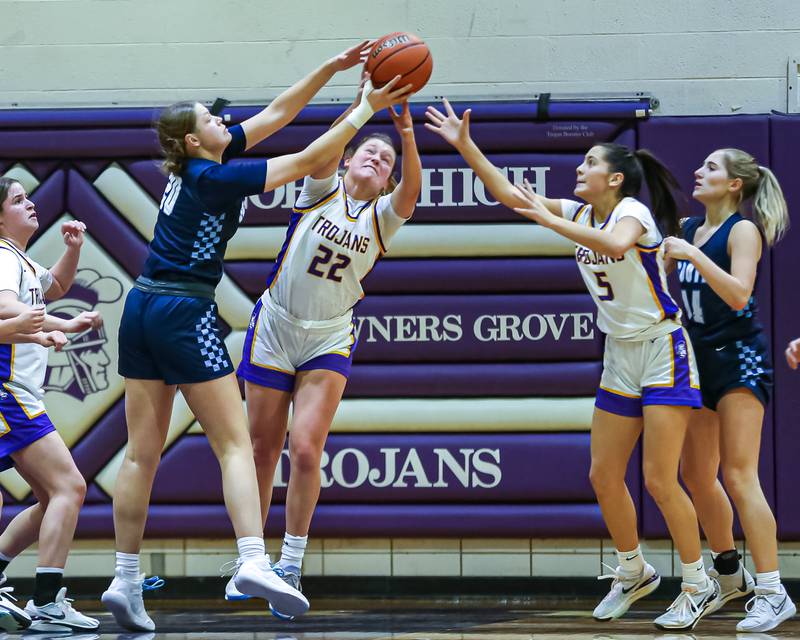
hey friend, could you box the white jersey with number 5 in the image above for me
[561,197,681,341]
[267,174,407,321]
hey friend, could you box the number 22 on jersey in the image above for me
[307,244,352,282]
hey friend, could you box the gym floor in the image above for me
[57,597,800,639]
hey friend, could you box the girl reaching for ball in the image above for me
[426,99,722,631]
[103,40,411,632]
[231,79,421,618]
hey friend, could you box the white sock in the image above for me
[278,533,308,571]
[756,570,781,592]
[237,536,266,562]
[681,558,707,588]
[0,551,13,563]
[115,551,140,581]
[616,545,645,577]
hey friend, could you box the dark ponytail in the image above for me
[597,143,682,237]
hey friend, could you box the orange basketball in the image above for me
[365,32,433,94]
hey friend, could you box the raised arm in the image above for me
[425,99,563,215]
[241,40,371,149]
[664,220,761,311]
[46,221,86,300]
[262,77,413,193]
[388,102,421,219]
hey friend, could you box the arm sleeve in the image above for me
[294,174,340,210]
[30,259,54,294]
[616,198,660,244]
[196,160,268,211]
[560,199,584,222]
[221,124,248,161]
[373,194,408,252]
[0,250,22,295]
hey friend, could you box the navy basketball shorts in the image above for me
[693,332,773,410]
[0,383,56,471]
[237,292,357,393]
[118,287,234,385]
[595,326,702,418]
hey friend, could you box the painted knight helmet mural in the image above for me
[44,269,123,400]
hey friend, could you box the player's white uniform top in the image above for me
[0,237,53,399]
[561,197,681,341]
[267,173,407,321]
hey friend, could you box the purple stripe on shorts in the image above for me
[642,386,702,408]
[595,387,642,418]
[642,328,701,408]
[0,389,56,468]
[297,327,358,379]
[0,345,11,380]
[237,360,294,392]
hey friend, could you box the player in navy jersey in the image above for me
[102,41,412,632]
[666,148,795,632]
[230,75,420,616]
[426,100,722,630]
[0,177,103,632]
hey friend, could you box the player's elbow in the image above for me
[729,296,749,312]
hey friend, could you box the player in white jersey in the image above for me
[426,100,719,631]
[0,177,103,632]
[234,92,420,616]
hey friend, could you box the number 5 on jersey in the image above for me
[595,271,614,301]
[307,244,352,282]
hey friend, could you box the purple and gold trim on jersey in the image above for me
[267,212,303,289]
[637,246,680,321]
[0,344,12,382]
[371,200,387,254]
[591,209,613,230]
[571,204,589,223]
[292,184,341,215]
[596,386,643,418]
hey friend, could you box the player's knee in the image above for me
[679,462,713,497]
[643,468,677,503]
[589,463,622,497]
[289,438,323,475]
[721,465,757,503]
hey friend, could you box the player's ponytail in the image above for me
[719,148,789,246]
[156,101,198,176]
[597,143,681,237]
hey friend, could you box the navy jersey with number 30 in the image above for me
[142,125,267,286]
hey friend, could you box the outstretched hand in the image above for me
[512,180,557,226]
[424,99,471,149]
[366,75,414,113]
[330,40,374,72]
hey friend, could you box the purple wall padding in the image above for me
[351,294,601,362]
[2,103,797,540]
[769,114,800,539]
[151,433,633,505]
[344,362,602,398]
[227,259,585,298]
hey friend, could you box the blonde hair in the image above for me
[720,148,789,246]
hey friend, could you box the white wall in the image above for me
[2,0,799,115]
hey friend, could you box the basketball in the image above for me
[365,32,433,94]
